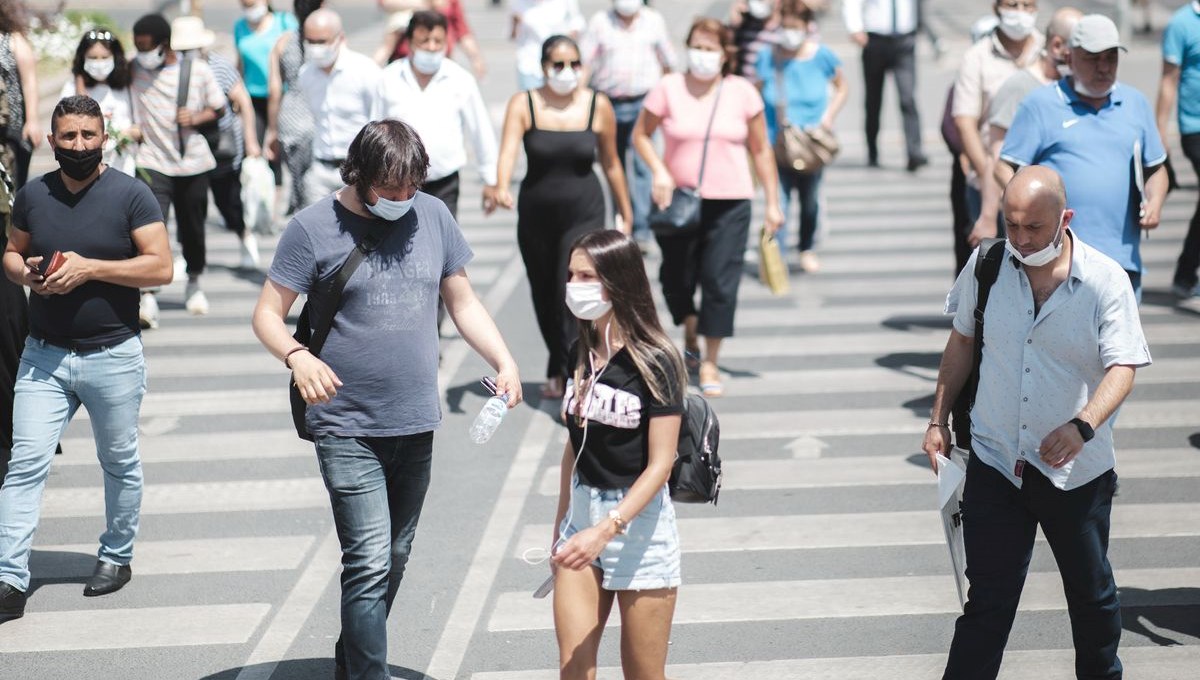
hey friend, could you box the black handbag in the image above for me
[289,228,385,441]
[648,79,724,238]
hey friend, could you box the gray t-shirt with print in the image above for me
[269,192,473,437]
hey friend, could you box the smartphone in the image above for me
[35,251,66,277]
[532,573,555,599]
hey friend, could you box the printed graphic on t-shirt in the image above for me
[563,379,642,430]
[366,257,435,331]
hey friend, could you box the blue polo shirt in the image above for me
[1163,3,1200,135]
[1000,79,1166,273]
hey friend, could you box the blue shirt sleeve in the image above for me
[1137,94,1169,166]
[269,219,318,294]
[755,46,774,86]
[999,97,1043,167]
[819,45,841,76]
[1163,15,1187,65]
[233,19,249,44]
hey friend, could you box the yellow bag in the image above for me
[758,227,789,295]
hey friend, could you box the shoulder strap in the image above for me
[586,91,597,130]
[695,78,724,191]
[968,237,1006,392]
[307,227,387,356]
[526,90,537,129]
[176,52,193,156]
[772,55,790,128]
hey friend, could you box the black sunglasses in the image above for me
[549,59,582,72]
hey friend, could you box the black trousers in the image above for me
[655,199,752,338]
[143,169,210,277]
[0,272,27,479]
[944,455,1122,680]
[862,32,923,163]
[951,158,972,275]
[250,96,283,186]
[209,163,246,237]
[1173,134,1200,289]
[423,172,460,220]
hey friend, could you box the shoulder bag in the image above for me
[773,58,839,174]
[289,228,386,441]
[177,52,237,161]
[648,78,724,238]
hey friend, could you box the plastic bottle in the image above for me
[469,394,508,444]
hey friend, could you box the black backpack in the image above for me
[669,393,722,504]
[950,238,1006,452]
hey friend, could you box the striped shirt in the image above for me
[580,8,675,99]
[131,56,227,177]
[208,52,247,168]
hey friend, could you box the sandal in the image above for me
[699,362,723,398]
[700,381,724,398]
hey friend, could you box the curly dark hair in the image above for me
[0,1,30,35]
[340,120,429,204]
[71,29,130,90]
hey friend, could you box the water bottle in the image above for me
[469,394,508,444]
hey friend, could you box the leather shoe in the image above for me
[906,156,930,172]
[83,561,131,597]
[0,581,26,621]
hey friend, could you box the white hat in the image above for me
[1069,14,1127,53]
[171,16,215,51]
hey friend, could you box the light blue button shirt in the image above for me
[945,232,1152,491]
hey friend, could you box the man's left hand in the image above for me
[1038,422,1085,469]
[41,252,91,295]
[1139,201,1161,231]
[176,108,194,128]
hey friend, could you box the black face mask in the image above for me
[55,146,104,181]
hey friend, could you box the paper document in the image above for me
[936,450,969,610]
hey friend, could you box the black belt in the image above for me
[608,94,648,104]
[314,157,344,167]
[866,31,918,39]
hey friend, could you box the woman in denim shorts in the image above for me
[552,230,687,680]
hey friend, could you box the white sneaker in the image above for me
[239,233,260,270]
[184,282,209,316]
[173,256,186,282]
[138,292,160,330]
[798,250,821,273]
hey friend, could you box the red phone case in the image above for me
[39,251,66,277]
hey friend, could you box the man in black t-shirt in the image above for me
[0,95,171,622]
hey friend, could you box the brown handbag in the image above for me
[773,61,839,174]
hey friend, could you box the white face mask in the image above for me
[245,3,269,23]
[1056,62,1072,78]
[997,9,1038,40]
[565,282,612,321]
[1072,77,1115,99]
[136,47,165,70]
[1006,212,1066,268]
[687,48,723,81]
[747,0,773,20]
[546,66,579,95]
[411,48,444,75]
[84,57,115,81]
[305,42,338,68]
[367,189,416,221]
[779,28,806,51]
[613,0,642,18]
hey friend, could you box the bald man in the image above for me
[297,8,382,206]
[923,166,1150,679]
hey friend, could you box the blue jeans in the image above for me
[944,454,1121,680]
[611,95,653,239]
[316,432,434,679]
[0,335,146,592]
[777,166,823,253]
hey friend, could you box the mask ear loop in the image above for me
[522,322,613,567]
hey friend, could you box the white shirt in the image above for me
[371,58,498,185]
[510,0,585,84]
[946,233,1152,491]
[842,0,919,36]
[298,47,382,161]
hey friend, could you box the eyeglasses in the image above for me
[549,60,582,72]
[86,30,113,42]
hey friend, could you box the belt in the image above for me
[314,157,344,167]
[866,31,917,39]
[607,94,647,104]
[29,335,124,354]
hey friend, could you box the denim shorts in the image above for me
[558,477,681,591]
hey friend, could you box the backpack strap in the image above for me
[307,227,387,357]
[955,237,1005,448]
[176,52,193,157]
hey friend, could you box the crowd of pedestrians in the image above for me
[0,1,1196,679]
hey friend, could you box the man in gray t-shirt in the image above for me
[252,120,522,679]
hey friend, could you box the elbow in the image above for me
[153,257,175,287]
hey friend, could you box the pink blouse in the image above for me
[642,73,764,200]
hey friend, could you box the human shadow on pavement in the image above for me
[199,659,433,680]
[444,379,554,416]
[3,550,97,603]
[209,263,269,287]
[1118,587,1200,646]
[880,314,954,332]
[1188,432,1200,449]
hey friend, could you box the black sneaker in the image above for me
[906,156,930,172]
[0,581,26,622]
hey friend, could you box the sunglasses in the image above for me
[86,30,114,42]
[549,60,582,72]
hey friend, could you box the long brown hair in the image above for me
[569,231,687,406]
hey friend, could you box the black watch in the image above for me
[1069,417,1095,443]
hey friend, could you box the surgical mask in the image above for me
[305,42,338,68]
[55,146,104,181]
[1072,77,1116,99]
[565,282,612,320]
[366,189,416,221]
[136,47,165,70]
[997,10,1038,40]
[1055,61,1072,78]
[747,0,773,20]
[1005,212,1066,268]
[779,28,806,51]
[546,66,579,95]
[244,3,269,23]
[687,49,723,81]
[613,0,641,18]
[84,57,115,81]
[411,48,444,75]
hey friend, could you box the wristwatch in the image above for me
[607,509,628,535]
[1069,417,1095,443]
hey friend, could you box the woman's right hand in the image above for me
[651,171,675,210]
[263,129,280,162]
[492,187,515,212]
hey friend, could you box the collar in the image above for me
[400,58,451,86]
[989,31,1040,67]
[1055,77,1124,108]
